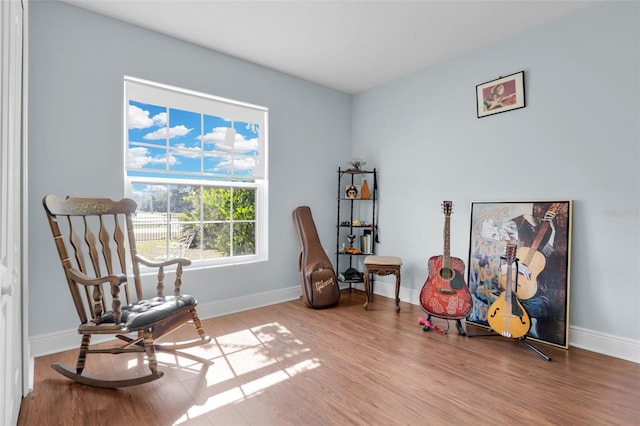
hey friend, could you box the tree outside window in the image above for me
[125,77,267,265]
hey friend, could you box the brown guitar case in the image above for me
[292,206,340,308]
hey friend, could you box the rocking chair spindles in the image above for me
[43,195,211,388]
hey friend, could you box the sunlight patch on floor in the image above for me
[172,322,322,425]
[175,387,246,422]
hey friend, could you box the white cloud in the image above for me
[233,157,257,171]
[128,104,154,129]
[153,112,167,127]
[234,137,259,153]
[143,125,192,140]
[171,144,202,158]
[201,127,228,143]
[127,105,168,131]
[214,156,256,173]
[201,127,258,154]
[126,146,176,168]
[127,147,151,168]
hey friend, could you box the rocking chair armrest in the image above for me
[66,268,127,287]
[135,254,192,269]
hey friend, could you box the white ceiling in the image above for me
[61,0,599,94]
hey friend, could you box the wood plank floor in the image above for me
[18,290,640,425]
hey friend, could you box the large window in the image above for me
[124,77,268,266]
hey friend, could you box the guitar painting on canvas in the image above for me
[467,201,573,349]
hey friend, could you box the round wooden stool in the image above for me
[363,255,403,312]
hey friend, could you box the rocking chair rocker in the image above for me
[43,195,212,388]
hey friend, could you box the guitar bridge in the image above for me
[437,288,457,295]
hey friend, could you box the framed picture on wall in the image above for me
[466,200,573,348]
[476,71,526,118]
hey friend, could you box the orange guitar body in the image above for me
[497,247,544,300]
[513,247,545,299]
[499,203,561,300]
[419,201,473,320]
[420,255,473,319]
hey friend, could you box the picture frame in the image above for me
[466,201,573,348]
[476,71,525,118]
[344,184,361,199]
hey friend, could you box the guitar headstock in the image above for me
[442,201,453,216]
[505,243,517,264]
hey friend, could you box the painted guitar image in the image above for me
[419,201,473,319]
[484,92,516,110]
[488,243,531,338]
[501,203,560,300]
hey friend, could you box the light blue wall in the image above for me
[28,1,351,336]
[29,1,639,345]
[352,1,639,340]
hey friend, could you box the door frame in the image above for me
[21,0,31,397]
[0,1,30,424]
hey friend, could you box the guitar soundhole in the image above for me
[439,268,454,280]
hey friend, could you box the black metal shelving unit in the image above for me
[336,167,377,289]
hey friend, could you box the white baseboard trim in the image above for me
[30,283,639,363]
[569,325,640,363]
[195,285,302,322]
[373,279,640,364]
[30,286,302,358]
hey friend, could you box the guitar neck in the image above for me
[504,247,516,315]
[504,251,515,316]
[504,262,513,300]
[522,203,560,264]
[443,215,451,267]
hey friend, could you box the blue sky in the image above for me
[127,100,259,179]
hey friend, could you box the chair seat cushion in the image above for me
[102,295,197,330]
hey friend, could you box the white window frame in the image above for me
[124,76,268,267]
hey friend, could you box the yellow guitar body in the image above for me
[487,293,531,339]
[488,243,531,339]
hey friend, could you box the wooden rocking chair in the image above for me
[43,195,211,388]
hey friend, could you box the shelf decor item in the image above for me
[345,184,361,199]
[476,71,525,118]
[348,159,366,171]
[361,179,371,199]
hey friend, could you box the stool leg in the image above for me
[394,269,401,313]
[363,269,370,310]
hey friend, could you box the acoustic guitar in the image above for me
[501,203,560,300]
[419,201,473,319]
[488,243,531,339]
